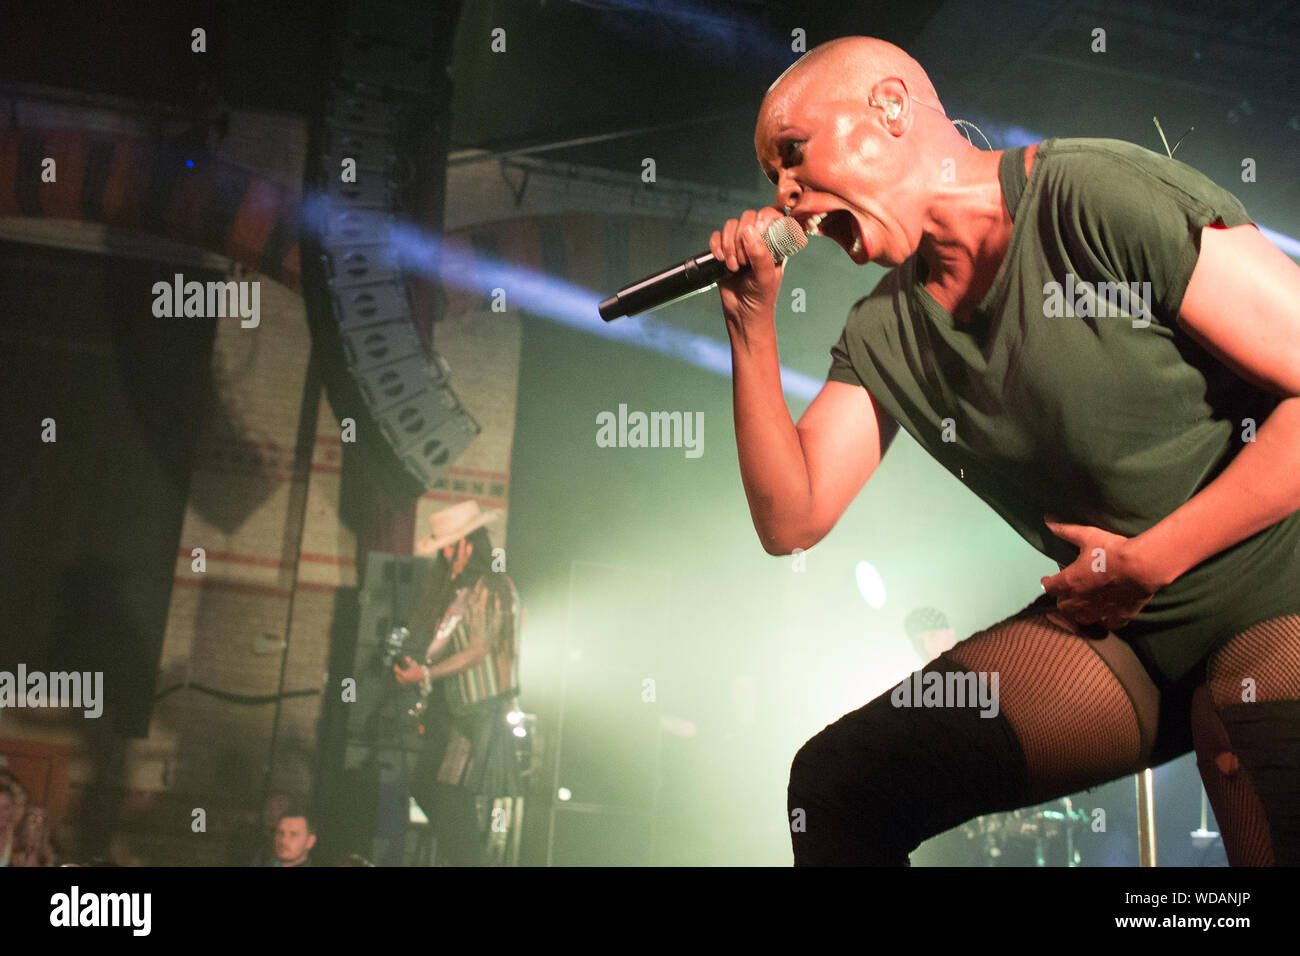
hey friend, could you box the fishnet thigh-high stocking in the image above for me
[1192,615,1300,866]
[787,597,1160,865]
[943,605,1159,804]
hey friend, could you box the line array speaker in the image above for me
[307,0,476,497]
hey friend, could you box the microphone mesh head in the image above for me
[763,216,808,262]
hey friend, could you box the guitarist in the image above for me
[393,501,522,865]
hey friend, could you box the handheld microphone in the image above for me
[598,216,807,321]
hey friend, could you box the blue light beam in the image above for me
[382,218,823,400]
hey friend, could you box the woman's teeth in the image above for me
[804,211,865,258]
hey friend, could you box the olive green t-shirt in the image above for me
[827,137,1300,684]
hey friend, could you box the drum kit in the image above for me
[960,797,1090,866]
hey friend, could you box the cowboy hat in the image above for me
[416,500,502,556]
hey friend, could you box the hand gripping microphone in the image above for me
[598,216,807,321]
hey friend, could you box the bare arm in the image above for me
[1043,224,1300,629]
[1127,224,1300,586]
[713,207,896,554]
[732,328,895,552]
[424,646,489,681]
[424,587,496,680]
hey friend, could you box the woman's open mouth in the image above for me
[803,209,869,264]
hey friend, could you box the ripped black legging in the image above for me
[787,594,1300,865]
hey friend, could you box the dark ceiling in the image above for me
[1,0,944,192]
[444,0,945,190]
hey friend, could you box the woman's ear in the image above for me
[868,77,911,132]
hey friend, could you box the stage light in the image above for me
[513,726,527,738]
[855,560,886,609]
[507,709,524,725]
[557,787,572,802]
[409,797,429,825]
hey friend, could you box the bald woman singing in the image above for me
[711,37,1300,866]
